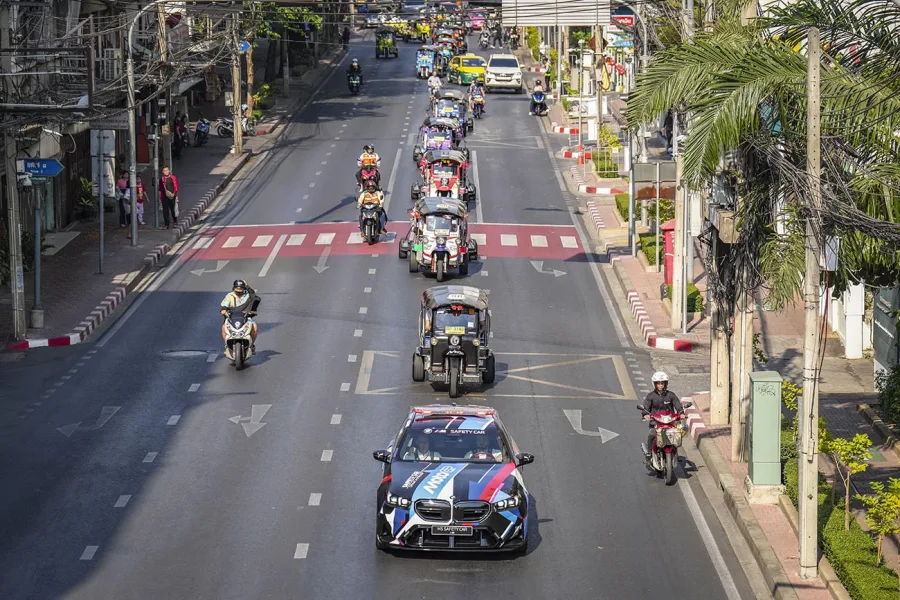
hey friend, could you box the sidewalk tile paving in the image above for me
[1,44,348,348]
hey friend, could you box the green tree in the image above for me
[822,433,872,531]
[855,478,900,566]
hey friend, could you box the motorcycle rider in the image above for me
[358,178,387,236]
[356,144,382,189]
[427,71,442,100]
[468,76,486,114]
[641,371,685,462]
[530,79,547,115]
[347,58,363,85]
[220,279,258,352]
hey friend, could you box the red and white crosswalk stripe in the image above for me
[180,222,584,262]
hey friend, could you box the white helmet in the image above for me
[651,371,669,383]
[352,58,359,65]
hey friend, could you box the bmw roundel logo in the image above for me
[424,428,433,434]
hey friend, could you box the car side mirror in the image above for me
[682,401,693,409]
[515,452,535,467]
[636,404,645,411]
[373,449,391,463]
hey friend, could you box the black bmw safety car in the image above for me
[372,404,535,552]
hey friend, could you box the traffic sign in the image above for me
[238,40,251,53]
[17,158,64,177]
[90,114,129,130]
[612,15,634,27]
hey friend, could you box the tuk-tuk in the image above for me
[449,26,468,51]
[413,117,467,163]
[412,285,495,398]
[414,18,430,42]
[411,149,476,204]
[415,45,437,78]
[437,89,473,133]
[403,197,478,282]
[432,95,468,138]
[375,29,399,59]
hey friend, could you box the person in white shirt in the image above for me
[464,436,502,461]
[404,436,441,461]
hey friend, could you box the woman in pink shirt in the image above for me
[159,166,179,229]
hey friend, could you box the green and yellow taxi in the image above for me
[447,53,487,85]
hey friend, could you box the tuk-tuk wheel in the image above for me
[459,257,469,276]
[449,365,460,398]
[399,244,408,259]
[483,354,496,384]
[408,250,419,273]
[412,353,426,382]
[468,240,478,261]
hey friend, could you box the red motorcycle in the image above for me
[638,400,693,485]
[357,166,381,192]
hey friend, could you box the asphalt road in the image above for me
[0,38,758,600]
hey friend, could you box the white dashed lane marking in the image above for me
[80,546,99,561]
[114,495,131,508]
[294,543,310,559]
[188,383,200,392]
[320,450,333,462]
[167,415,181,426]
[331,414,342,424]
[309,493,322,506]
[143,452,158,463]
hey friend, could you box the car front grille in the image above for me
[415,499,451,521]
[454,501,491,523]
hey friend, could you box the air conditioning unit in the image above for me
[100,47,121,81]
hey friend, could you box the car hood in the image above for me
[389,461,520,503]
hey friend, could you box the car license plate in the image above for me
[432,525,473,536]
[445,326,466,335]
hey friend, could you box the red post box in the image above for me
[660,219,676,286]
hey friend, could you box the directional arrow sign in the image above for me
[238,40,251,53]
[17,158,64,177]
[313,247,331,273]
[57,406,121,438]
[190,259,230,276]
[228,404,271,437]
[530,260,566,277]
[563,409,619,443]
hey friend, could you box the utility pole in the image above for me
[1,4,26,340]
[798,26,822,581]
[155,1,167,229]
[230,9,243,155]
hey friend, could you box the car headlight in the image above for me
[450,335,460,346]
[437,236,447,245]
[493,496,520,510]
[386,492,411,508]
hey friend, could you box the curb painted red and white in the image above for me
[550,122,579,135]
[682,401,708,444]
[578,184,625,195]
[523,66,546,73]
[623,290,695,353]
[5,186,222,351]
[585,201,606,231]
[569,166,587,186]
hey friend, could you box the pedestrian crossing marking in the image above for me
[252,235,273,247]
[193,237,214,249]
[316,233,335,245]
[501,234,518,246]
[347,233,363,244]
[223,236,244,248]
[287,234,306,246]
[530,235,548,247]
[560,236,578,248]
[471,233,487,246]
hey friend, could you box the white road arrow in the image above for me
[313,247,331,273]
[530,260,566,277]
[190,260,230,276]
[563,409,619,443]
[57,406,121,438]
[228,404,272,437]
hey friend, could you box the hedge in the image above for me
[615,193,629,222]
[666,282,704,313]
[783,459,900,599]
[638,232,662,266]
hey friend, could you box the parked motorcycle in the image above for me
[224,308,256,370]
[349,73,362,95]
[360,201,382,246]
[216,116,257,138]
[194,117,211,147]
[638,400,693,485]
[529,90,548,116]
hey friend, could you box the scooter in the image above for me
[360,202,382,246]
[479,31,490,50]
[216,115,257,138]
[638,400,693,485]
[357,167,382,192]
[529,90,548,116]
[348,73,362,95]
[224,308,256,370]
[472,98,484,119]
[194,117,210,147]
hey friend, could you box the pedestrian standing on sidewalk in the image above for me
[135,174,146,225]
[116,172,128,227]
[122,184,133,239]
[173,112,184,160]
[342,26,351,51]
[159,166,179,229]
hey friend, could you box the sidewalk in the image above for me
[1,43,349,349]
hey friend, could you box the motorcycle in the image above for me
[348,73,362,95]
[638,400,693,485]
[472,98,485,119]
[529,90,548,116]
[479,31,490,50]
[224,308,256,370]
[357,166,382,192]
[216,116,257,138]
[360,201,382,245]
[194,117,210,147]
[508,32,520,50]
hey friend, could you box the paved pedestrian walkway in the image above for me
[1,42,350,349]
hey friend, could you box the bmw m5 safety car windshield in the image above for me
[396,417,510,463]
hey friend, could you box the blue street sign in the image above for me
[238,40,251,53]
[21,158,64,177]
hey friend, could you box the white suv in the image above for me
[485,54,523,92]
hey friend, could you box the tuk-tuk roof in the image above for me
[439,89,466,101]
[423,285,489,311]
[424,148,467,164]
[428,117,459,130]
[417,45,437,52]
[375,29,395,38]
[414,196,468,217]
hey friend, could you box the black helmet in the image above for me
[366,178,377,189]
[233,279,246,292]
[364,144,374,153]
